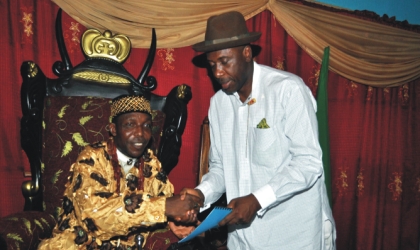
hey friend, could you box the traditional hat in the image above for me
[192,11,261,53]
[111,95,152,120]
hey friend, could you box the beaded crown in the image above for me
[111,95,152,119]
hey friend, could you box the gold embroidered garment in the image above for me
[38,140,174,249]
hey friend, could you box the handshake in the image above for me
[164,191,204,224]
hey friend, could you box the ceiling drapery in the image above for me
[52,0,420,87]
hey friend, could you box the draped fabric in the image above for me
[1,0,419,249]
[51,0,420,87]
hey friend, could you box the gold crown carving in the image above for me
[82,29,131,63]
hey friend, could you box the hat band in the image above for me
[204,33,250,45]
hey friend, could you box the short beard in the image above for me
[222,89,235,95]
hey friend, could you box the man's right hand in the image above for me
[165,194,203,224]
[179,188,205,202]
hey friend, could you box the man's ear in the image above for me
[243,45,252,62]
[109,123,117,137]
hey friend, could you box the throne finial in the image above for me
[82,29,131,63]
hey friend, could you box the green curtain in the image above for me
[316,46,332,207]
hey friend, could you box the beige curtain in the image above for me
[52,0,420,87]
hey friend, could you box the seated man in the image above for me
[38,94,202,249]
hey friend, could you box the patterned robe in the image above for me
[38,139,174,249]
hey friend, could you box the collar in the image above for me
[251,61,261,101]
[116,149,136,174]
[233,61,261,105]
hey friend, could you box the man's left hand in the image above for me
[168,220,201,239]
[219,194,261,226]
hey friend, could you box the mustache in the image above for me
[130,138,148,144]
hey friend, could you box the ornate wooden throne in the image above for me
[0,9,191,250]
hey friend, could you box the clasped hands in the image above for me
[165,193,203,239]
[165,193,203,224]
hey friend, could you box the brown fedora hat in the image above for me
[192,11,261,52]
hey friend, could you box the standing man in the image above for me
[38,94,202,249]
[182,11,336,249]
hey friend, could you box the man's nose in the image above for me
[134,125,144,136]
[214,64,224,77]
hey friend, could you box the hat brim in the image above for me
[192,32,261,53]
[192,44,262,68]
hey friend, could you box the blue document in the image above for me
[178,206,232,243]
